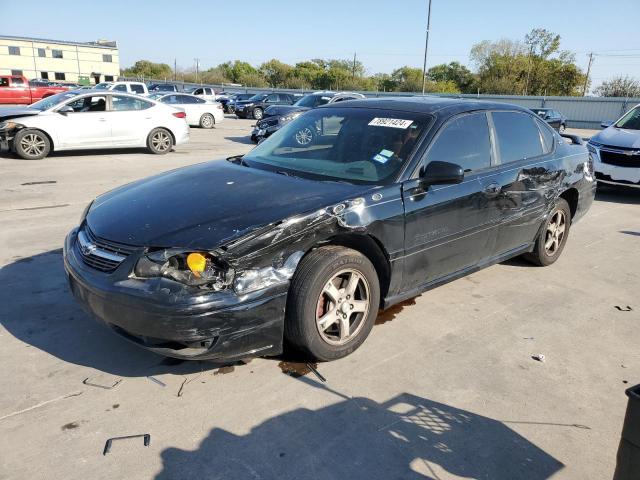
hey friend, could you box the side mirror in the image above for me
[57,105,74,115]
[420,161,464,186]
[601,121,613,128]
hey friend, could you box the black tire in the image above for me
[285,246,380,361]
[199,113,215,129]
[13,129,51,160]
[252,107,263,120]
[524,198,571,266]
[146,128,173,154]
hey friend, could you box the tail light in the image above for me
[173,112,186,118]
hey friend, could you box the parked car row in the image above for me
[0,75,69,105]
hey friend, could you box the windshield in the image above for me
[147,93,165,100]
[29,91,81,110]
[94,82,112,90]
[242,107,432,184]
[294,94,332,108]
[247,93,267,102]
[153,85,175,91]
[615,106,640,130]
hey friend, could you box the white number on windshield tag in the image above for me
[368,118,413,129]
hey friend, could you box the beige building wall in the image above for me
[0,36,120,84]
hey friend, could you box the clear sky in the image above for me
[2,0,639,90]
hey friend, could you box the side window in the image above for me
[111,95,152,111]
[163,95,179,104]
[67,95,107,112]
[492,112,544,163]
[177,95,196,104]
[534,117,555,154]
[0,78,9,87]
[193,88,203,95]
[265,94,278,103]
[130,84,145,94]
[425,112,492,172]
[192,96,206,104]
[113,84,127,92]
[11,77,25,87]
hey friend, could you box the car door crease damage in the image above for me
[63,97,596,362]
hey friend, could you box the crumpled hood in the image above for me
[264,105,309,118]
[591,127,640,149]
[0,108,41,122]
[87,160,365,250]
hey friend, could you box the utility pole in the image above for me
[421,0,433,95]
[352,52,357,80]
[194,58,200,83]
[583,52,594,96]
[174,58,177,81]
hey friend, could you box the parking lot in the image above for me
[0,115,639,479]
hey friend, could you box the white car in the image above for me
[147,93,224,128]
[0,90,189,160]
[190,86,217,102]
[94,81,149,95]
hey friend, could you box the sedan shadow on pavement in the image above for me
[0,249,213,377]
[594,185,640,205]
[155,384,564,480]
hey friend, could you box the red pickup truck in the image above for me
[0,75,68,105]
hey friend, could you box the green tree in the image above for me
[594,76,640,97]
[218,61,261,84]
[122,60,173,79]
[260,59,292,87]
[428,62,475,93]
[390,66,424,92]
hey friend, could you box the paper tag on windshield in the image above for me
[368,118,413,129]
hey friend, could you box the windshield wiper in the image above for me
[227,155,245,166]
[275,170,298,178]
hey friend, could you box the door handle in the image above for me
[483,182,501,196]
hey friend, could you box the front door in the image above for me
[54,94,112,148]
[401,112,499,290]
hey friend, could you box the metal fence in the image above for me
[121,76,640,130]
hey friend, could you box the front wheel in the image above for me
[285,246,380,361]
[524,198,571,266]
[252,107,263,120]
[147,128,173,154]
[199,113,215,129]
[14,129,51,160]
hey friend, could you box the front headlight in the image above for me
[0,121,18,131]
[245,103,254,107]
[279,112,303,124]
[134,249,234,290]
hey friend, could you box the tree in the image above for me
[390,66,424,92]
[594,76,640,97]
[218,61,261,84]
[260,59,292,87]
[428,62,475,93]
[122,60,173,80]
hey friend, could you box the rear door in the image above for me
[109,94,156,145]
[8,77,30,104]
[401,111,497,289]
[175,94,205,125]
[488,111,559,256]
[54,94,112,147]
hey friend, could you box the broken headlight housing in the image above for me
[134,249,234,290]
[0,121,19,131]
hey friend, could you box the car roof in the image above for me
[69,89,156,99]
[318,96,533,116]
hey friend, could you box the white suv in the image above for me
[94,81,149,95]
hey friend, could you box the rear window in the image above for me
[492,112,544,163]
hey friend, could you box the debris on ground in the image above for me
[21,180,57,186]
[532,354,546,363]
[614,305,633,311]
[102,434,150,455]
[146,376,166,387]
[278,361,326,382]
[213,366,235,376]
[82,376,122,390]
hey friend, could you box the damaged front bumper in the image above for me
[63,228,288,360]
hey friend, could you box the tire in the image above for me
[146,128,173,154]
[199,113,215,129]
[285,246,380,361]
[559,123,566,133]
[252,107,263,120]
[14,129,51,160]
[524,198,571,266]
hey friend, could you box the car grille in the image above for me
[258,118,278,129]
[75,226,138,272]
[599,146,640,168]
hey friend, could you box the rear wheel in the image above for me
[252,107,263,120]
[14,129,51,160]
[524,198,571,266]
[147,128,173,154]
[285,246,380,361]
[199,113,215,129]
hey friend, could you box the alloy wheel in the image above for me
[151,131,171,152]
[295,127,313,146]
[315,268,370,345]
[201,114,213,128]
[20,133,46,157]
[544,210,566,255]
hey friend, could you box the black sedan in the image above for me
[234,92,296,120]
[531,108,567,132]
[64,98,595,362]
[221,93,254,114]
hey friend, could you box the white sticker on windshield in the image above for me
[372,154,389,164]
[368,118,413,129]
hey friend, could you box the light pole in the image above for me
[421,0,433,95]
